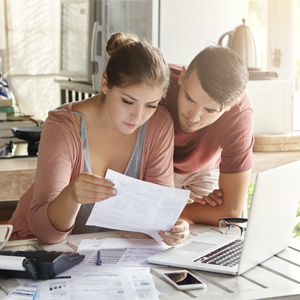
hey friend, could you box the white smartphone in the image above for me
[161,270,206,291]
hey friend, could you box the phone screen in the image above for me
[164,271,202,286]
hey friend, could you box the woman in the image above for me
[9,32,189,246]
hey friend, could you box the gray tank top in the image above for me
[72,111,147,234]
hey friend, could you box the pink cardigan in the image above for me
[9,102,174,244]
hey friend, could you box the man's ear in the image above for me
[101,73,109,94]
[225,97,240,111]
[178,67,187,86]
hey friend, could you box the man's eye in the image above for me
[185,93,193,102]
[123,99,133,105]
[205,109,215,113]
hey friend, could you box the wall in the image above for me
[0,0,6,77]
[160,0,247,65]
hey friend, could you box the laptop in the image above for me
[147,160,300,275]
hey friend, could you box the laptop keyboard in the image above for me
[193,239,244,267]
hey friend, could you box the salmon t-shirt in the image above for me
[164,63,254,175]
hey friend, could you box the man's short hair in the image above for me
[185,45,249,110]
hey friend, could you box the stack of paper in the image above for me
[5,238,166,300]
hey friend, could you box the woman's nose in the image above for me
[131,107,142,121]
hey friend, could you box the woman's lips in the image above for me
[124,122,138,129]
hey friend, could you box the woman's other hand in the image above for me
[68,172,117,204]
[159,219,190,246]
[187,198,194,204]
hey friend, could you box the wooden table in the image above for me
[0,225,300,300]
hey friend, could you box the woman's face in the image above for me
[102,78,163,134]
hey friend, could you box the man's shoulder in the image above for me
[145,106,174,144]
[222,90,253,121]
[150,105,173,125]
[236,90,253,111]
[168,63,187,77]
[207,90,253,134]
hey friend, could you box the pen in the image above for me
[96,250,102,266]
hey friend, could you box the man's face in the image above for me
[177,68,231,134]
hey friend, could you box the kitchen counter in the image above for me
[0,157,37,201]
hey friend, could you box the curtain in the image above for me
[5,0,61,120]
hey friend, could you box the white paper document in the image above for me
[10,267,158,300]
[61,238,168,272]
[38,279,69,300]
[85,238,169,267]
[68,267,158,300]
[86,169,190,242]
[3,283,38,300]
[37,267,158,300]
[6,238,162,300]
[38,269,139,300]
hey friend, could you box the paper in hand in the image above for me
[86,169,190,242]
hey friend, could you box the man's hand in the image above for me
[180,170,252,225]
[194,189,224,206]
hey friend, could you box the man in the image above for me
[164,45,254,225]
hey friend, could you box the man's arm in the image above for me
[180,169,252,225]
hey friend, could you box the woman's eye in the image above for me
[123,99,133,105]
[147,104,157,109]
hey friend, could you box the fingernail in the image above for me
[165,231,170,236]
[112,189,117,195]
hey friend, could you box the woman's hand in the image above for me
[194,189,223,206]
[47,172,117,234]
[158,219,190,246]
[68,172,117,204]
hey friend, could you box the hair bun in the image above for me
[106,32,139,56]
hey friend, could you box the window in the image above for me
[294,1,300,131]
[248,0,268,71]
[248,0,299,131]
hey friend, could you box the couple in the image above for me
[9,32,253,246]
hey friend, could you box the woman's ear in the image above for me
[101,74,109,94]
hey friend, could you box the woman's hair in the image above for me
[104,32,170,96]
[185,44,249,110]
